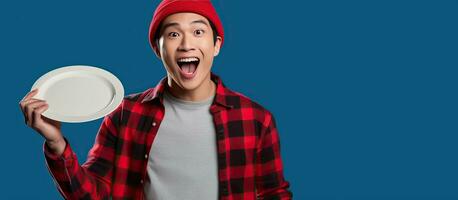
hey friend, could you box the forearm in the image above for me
[44,139,112,199]
[255,177,292,199]
[45,137,66,157]
[255,160,293,199]
[255,113,293,199]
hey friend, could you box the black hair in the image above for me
[154,19,219,48]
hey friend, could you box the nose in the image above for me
[177,33,195,52]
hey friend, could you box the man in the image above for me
[19,0,292,199]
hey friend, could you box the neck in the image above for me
[166,76,216,102]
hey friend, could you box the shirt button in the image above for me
[144,154,148,159]
[221,187,228,195]
[152,122,157,126]
[140,179,144,184]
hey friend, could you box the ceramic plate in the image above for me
[31,65,124,123]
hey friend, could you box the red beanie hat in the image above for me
[148,0,224,56]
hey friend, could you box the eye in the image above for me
[194,29,205,36]
[168,32,179,38]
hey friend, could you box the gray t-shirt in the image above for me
[143,89,218,200]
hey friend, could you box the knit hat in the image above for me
[148,0,224,56]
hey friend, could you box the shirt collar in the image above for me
[141,72,234,109]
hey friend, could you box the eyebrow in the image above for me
[161,19,209,31]
[190,19,209,27]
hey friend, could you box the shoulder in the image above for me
[107,88,159,126]
[122,87,156,105]
[124,88,152,102]
[107,88,156,116]
[224,87,274,122]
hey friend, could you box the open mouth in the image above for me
[177,57,200,74]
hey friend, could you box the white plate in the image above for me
[31,65,124,123]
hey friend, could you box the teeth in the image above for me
[177,57,199,63]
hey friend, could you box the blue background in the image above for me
[1,0,457,199]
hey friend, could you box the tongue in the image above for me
[181,63,197,73]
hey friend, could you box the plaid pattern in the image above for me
[44,73,292,200]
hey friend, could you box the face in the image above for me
[157,12,222,92]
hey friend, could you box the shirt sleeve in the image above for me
[255,112,293,199]
[43,104,122,200]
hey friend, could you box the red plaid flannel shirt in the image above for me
[44,73,292,199]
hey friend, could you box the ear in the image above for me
[154,49,161,59]
[155,37,163,59]
[213,36,222,57]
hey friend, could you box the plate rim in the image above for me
[31,65,124,123]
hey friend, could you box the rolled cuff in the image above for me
[43,138,73,161]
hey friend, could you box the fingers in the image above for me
[25,100,48,126]
[22,98,44,115]
[21,99,43,124]
[32,103,49,126]
[19,88,52,128]
[20,88,39,103]
[19,89,39,111]
[20,98,42,110]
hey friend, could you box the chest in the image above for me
[115,107,261,173]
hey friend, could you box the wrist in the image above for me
[45,137,66,156]
[46,136,64,145]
